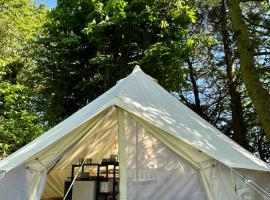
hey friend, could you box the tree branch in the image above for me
[242,15,270,31]
[178,92,191,107]
[254,51,270,56]
[240,0,265,2]
[187,59,202,112]
[248,28,269,36]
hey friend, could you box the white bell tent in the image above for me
[1,66,270,200]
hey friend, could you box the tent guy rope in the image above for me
[231,168,270,200]
[0,170,6,180]
[63,107,114,200]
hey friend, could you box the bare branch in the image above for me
[254,51,270,56]
[248,28,270,36]
[242,15,270,31]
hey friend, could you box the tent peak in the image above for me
[131,65,158,83]
[117,65,143,84]
[132,65,142,73]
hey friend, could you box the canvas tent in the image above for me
[1,66,270,200]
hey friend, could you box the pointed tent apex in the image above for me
[131,65,158,83]
[117,65,143,84]
[132,65,142,73]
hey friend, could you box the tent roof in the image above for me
[1,66,270,172]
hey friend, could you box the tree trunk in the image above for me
[258,131,267,162]
[228,0,270,141]
[187,59,204,117]
[221,0,248,149]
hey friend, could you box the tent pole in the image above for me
[117,107,127,200]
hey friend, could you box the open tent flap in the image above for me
[42,107,118,199]
[26,109,111,200]
[26,161,47,200]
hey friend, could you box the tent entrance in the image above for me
[123,110,207,200]
[42,107,119,199]
[41,107,207,200]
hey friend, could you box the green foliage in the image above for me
[36,0,195,124]
[84,0,197,89]
[0,83,44,156]
[104,0,128,22]
[0,0,46,68]
[0,0,47,156]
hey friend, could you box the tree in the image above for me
[0,0,47,156]
[0,83,44,156]
[36,0,197,125]
[228,0,270,141]
[182,0,270,160]
[220,0,248,148]
[179,2,238,137]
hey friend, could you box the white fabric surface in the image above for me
[0,165,28,200]
[200,161,270,200]
[124,113,207,200]
[234,168,270,200]
[26,160,47,200]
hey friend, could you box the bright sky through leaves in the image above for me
[35,0,56,8]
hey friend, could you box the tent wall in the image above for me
[0,165,28,199]
[201,160,239,200]
[129,113,211,168]
[128,112,215,200]
[201,160,270,200]
[234,168,270,199]
[123,111,270,200]
[122,110,208,200]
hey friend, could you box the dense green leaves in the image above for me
[36,0,195,125]
[0,0,47,156]
[0,83,44,156]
